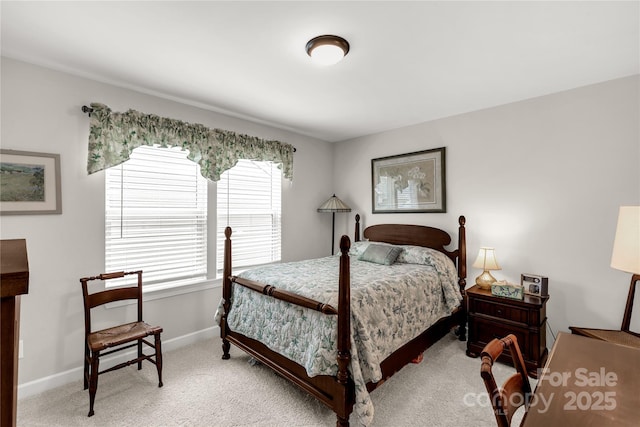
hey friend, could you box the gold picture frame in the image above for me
[0,149,62,215]
[372,147,446,213]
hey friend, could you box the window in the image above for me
[216,159,282,272]
[105,145,208,288]
[105,147,282,291]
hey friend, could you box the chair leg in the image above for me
[155,333,163,387]
[138,338,143,370]
[83,343,90,390]
[88,351,100,417]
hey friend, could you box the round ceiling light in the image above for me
[305,35,350,66]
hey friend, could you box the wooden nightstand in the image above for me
[466,285,549,378]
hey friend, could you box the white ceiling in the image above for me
[2,1,638,142]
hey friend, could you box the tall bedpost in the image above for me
[456,215,467,341]
[458,215,467,290]
[221,227,232,359]
[336,235,352,426]
[354,214,361,242]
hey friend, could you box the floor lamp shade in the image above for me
[317,194,351,255]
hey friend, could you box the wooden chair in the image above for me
[480,334,532,427]
[81,270,163,417]
[570,274,640,349]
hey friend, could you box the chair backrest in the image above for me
[480,334,532,427]
[80,271,143,335]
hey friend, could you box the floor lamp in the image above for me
[610,206,640,332]
[569,206,640,345]
[317,194,351,255]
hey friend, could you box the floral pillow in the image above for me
[348,240,372,258]
[396,245,459,284]
[397,245,446,265]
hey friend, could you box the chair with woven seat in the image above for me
[81,270,163,417]
[480,334,532,427]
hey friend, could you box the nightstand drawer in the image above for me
[470,299,529,324]
[470,317,530,356]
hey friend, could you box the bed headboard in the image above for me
[353,214,467,291]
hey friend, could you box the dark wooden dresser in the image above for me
[466,284,548,378]
[1,239,30,427]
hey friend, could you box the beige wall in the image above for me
[334,75,640,343]
[0,58,335,395]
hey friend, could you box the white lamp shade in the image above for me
[610,206,640,274]
[472,247,502,271]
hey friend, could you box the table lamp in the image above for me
[317,194,351,255]
[610,206,640,330]
[473,247,501,289]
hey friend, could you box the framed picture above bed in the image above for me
[371,147,446,213]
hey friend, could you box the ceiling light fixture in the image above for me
[305,35,350,66]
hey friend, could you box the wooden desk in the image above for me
[521,332,640,426]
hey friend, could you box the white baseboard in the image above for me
[18,326,219,400]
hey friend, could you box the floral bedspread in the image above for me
[217,242,462,426]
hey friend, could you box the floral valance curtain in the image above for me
[86,103,294,181]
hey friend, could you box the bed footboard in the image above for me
[230,276,339,315]
[220,227,354,426]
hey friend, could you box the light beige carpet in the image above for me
[18,333,529,426]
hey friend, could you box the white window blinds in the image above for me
[216,159,282,272]
[105,145,208,286]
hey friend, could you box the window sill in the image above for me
[106,277,221,309]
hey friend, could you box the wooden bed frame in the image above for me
[219,214,467,426]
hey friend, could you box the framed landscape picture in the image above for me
[0,149,62,215]
[372,147,446,213]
